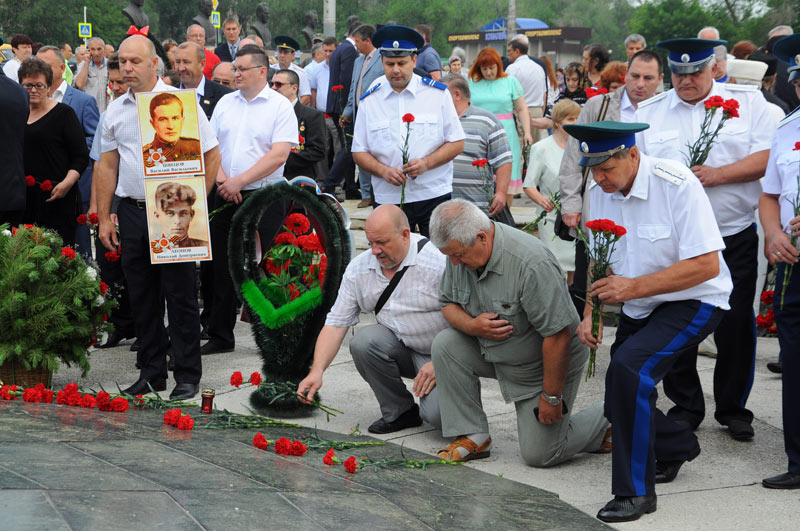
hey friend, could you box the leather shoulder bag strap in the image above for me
[374,238,429,315]
[579,94,612,197]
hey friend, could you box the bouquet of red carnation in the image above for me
[686,96,739,167]
[578,219,627,379]
[399,113,415,207]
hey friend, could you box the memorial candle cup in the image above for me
[200,388,215,413]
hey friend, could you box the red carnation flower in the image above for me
[297,233,324,253]
[99,281,109,295]
[88,213,99,225]
[253,432,270,450]
[55,390,69,404]
[40,180,53,192]
[64,383,79,395]
[285,213,311,235]
[77,214,88,225]
[134,394,145,407]
[79,394,97,409]
[612,225,627,237]
[324,113,331,119]
[289,440,307,456]
[67,393,81,407]
[323,448,337,465]
[249,372,263,386]
[761,290,774,306]
[331,84,344,92]
[177,415,195,430]
[23,224,34,229]
[42,389,54,403]
[472,158,489,168]
[402,113,415,123]
[61,247,76,262]
[95,390,110,404]
[343,456,359,473]
[274,231,297,246]
[111,397,130,412]
[23,387,41,403]
[105,250,120,262]
[265,259,284,275]
[288,283,301,301]
[163,408,182,426]
[25,175,36,187]
[274,437,292,455]
[230,371,244,387]
[794,142,800,151]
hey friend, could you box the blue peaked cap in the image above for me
[373,25,425,57]
[773,33,800,81]
[563,121,650,167]
[657,38,727,74]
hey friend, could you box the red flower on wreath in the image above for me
[25,175,36,187]
[343,456,359,473]
[99,281,109,295]
[230,371,244,387]
[402,113,415,123]
[285,213,311,235]
[77,214,88,225]
[61,247,76,262]
[471,158,488,168]
[177,415,195,430]
[249,372,263,386]
[274,231,297,246]
[40,180,53,192]
[288,283,301,301]
[297,233,324,253]
[274,437,292,455]
[253,432,270,450]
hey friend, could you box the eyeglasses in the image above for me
[232,65,264,74]
[269,81,296,89]
[22,83,48,91]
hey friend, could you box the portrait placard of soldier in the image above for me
[144,177,212,263]
[136,90,205,177]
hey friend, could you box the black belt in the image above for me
[121,197,147,209]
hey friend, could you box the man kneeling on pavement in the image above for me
[297,205,447,432]
[429,199,610,466]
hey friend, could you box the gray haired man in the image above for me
[429,199,609,465]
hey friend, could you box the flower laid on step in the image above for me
[249,372,263,386]
[230,371,244,387]
[343,456,359,473]
[323,448,339,465]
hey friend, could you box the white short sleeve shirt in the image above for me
[101,79,219,199]
[270,63,311,98]
[588,155,733,319]
[309,61,330,112]
[505,55,546,108]
[210,84,299,190]
[351,74,466,204]
[763,111,800,235]
[634,83,776,236]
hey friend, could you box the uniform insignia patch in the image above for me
[359,82,381,101]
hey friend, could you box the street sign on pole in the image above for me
[212,0,218,9]
[79,23,92,39]
[211,11,221,28]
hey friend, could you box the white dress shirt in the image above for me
[619,89,636,123]
[325,233,449,354]
[52,80,69,103]
[634,83,776,237]
[101,78,218,199]
[505,55,546,108]
[763,111,800,235]
[270,62,311,98]
[352,74,465,205]
[2,57,21,82]
[210,84,299,190]
[180,75,205,101]
[309,60,330,112]
[588,154,732,319]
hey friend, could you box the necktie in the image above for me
[356,53,373,104]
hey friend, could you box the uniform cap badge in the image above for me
[796,54,800,65]
[681,53,691,63]
[393,40,399,48]
[580,142,589,153]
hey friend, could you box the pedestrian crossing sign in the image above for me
[78,23,92,38]
[211,11,221,28]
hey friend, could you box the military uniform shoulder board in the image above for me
[421,77,447,90]
[778,105,800,128]
[359,82,381,101]
[725,84,757,91]
[652,161,688,185]
[637,90,669,109]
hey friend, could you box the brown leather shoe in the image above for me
[437,436,492,462]
[356,198,372,208]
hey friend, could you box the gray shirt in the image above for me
[74,58,108,113]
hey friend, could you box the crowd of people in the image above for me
[1,17,800,524]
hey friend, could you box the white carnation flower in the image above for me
[2,229,11,237]
[95,295,105,306]
[85,267,97,281]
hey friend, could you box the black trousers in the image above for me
[118,200,201,384]
[607,301,724,496]
[374,193,451,237]
[775,263,800,474]
[321,118,358,195]
[199,186,216,331]
[663,225,757,427]
[570,239,588,318]
[207,191,290,346]
[95,232,135,338]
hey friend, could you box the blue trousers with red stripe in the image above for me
[607,300,725,496]
[775,263,800,474]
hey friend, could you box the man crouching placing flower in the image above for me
[429,198,610,466]
[564,121,733,523]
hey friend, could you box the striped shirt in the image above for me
[451,104,513,213]
[325,233,449,354]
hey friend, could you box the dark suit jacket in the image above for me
[326,40,358,115]
[62,85,99,204]
[775,59,800,111]
[195,79,233,119]
[214,41,238,63]
[0,75,29,213]
[284,102,327,179]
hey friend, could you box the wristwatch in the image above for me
[542,391,563,406]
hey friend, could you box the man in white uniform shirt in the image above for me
[352,25,465,236]
[506,35,547,145]
[297,205,448,433]
[96,35,221,400]
[634,38,777,441]
[270,36,311,105]
[201,45,298,356]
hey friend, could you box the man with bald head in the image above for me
[96,35,222,400]
[212,62,235,89]
[297,204,449,434]
[186,24,221,79]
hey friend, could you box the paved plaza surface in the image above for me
[3,199,797,529]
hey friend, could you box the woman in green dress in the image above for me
[468,47,532,206]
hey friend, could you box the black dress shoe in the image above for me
[762,472,800,489]
[726,419,754,441]
[122,378,167,395]
[130,339,140,352]
[170,383,199,400]
[97,332,134,349]
[201,341,235,355]
[368,404,423,434]
[655,442,701,483]
[596,494,657,522]
[767,361,783,374]
[200,327,211,341]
